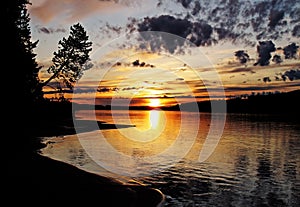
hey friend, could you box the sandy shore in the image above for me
[7,103,165,206]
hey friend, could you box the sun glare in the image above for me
[148,98,161,108]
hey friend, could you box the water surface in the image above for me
[41,110,300,206]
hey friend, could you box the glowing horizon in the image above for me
[31,0,300,105]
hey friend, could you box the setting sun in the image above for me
[148,98,161,108]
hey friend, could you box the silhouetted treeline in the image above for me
[180,89,300,115]
[225,90,300,114]
[91,90,300,116]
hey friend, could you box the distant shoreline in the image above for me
[73,89,300,116]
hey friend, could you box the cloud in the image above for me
[136,15,192,53]
[97,87,112,93]
[131,59,155,68]
[191,1,200,16]
[123,0,299,54]
[283,69,300,81]
[272,54,283,64]
[268,10,285,29]
[170,0,300,44]
[112,59,155,68]
[131,14,237,53]
[260,68,300,82]
[234,50,250,64]
[221,67,255,74]
[176,78,184,81]
[283,43,299,59]
[36,26,66,34]
[29,0,128,23]
[223,84,299,92]
[176,0,192,8]
[292,24,300,37]
[263,77,272,83]
[254,41,276,66]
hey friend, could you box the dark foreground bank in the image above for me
[8,153,164,206]
[7,101,165,207]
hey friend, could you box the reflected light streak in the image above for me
[149,110,161,129]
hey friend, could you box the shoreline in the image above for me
[8,151,165,206]
[27,153,165,206]
[10,104,165,207]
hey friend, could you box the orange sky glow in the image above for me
[29,0,300,106]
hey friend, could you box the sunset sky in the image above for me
[28,0,300,106]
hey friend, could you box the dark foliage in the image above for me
[42,23,93,90]
[5,0,42,104]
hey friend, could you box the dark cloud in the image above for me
[171,0,300,44]
[192,84,291,95]
[177,0,192,8]
[43,89,73,94]
[132,14,239,53]
[234,50,250,64]
[97,87,112,93]
[190,21,214,46]
[122,86,141,91]
[215,27,239,41]
[283,43,299,59]
[290,6,300,24]
[272,54,283,64]
[132,59,140,66]
[112,60,155,68]
[36,26,66,34]
[224,85,279,92]
[254,41,276,66]
[137,15,191,38]
[268,10,285,28]
[222,67,255,74]
[191,1,201,16]
[176,78,184,81]
[281,74,287,81]
[97,86,145,93]
[113,62,122,67]
[262,69,300,82]
[136,15,192,53]
[38,27,51,34]
[263,77,272,83]
[292,24,300,37]
[283,69,300,81]
[89,0,297,56]
[72,86,98,94]
[105,23,122,34]
[96,0,300,54]
[157,0,163,7]
[131,59,155,67]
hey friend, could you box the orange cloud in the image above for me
[28,0,124,23]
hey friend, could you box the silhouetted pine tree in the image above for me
[41,23,93,91]
[5,0,42,105]
[4,1,44,157]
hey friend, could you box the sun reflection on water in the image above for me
[126,109,166,142]
[149,109,160,129]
